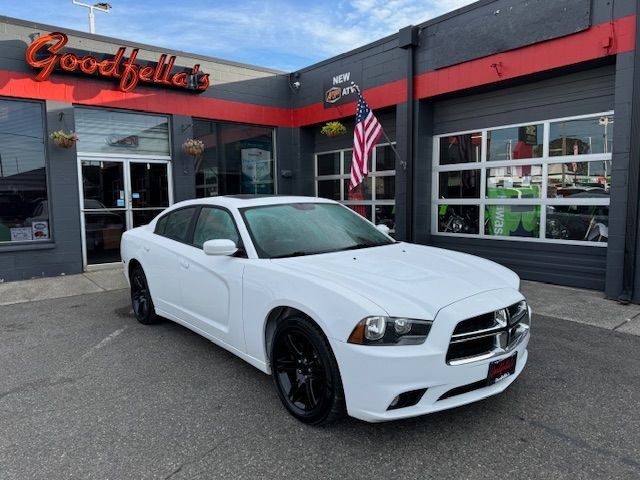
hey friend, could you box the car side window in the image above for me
[156,208,195,242]
[154,215,168,235]
[192,207,240,249]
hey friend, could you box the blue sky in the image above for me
[3,1,475,71]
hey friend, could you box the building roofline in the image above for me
[0,14,285,75]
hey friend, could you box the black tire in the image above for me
[270,316,346,425]
[130,265,159,325]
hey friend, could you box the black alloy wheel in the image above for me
[271,317,345,425]
[130,265,159,325]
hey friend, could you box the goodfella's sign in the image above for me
[25,32,210,93]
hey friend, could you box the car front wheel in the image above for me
[270,316,346,425]
[130,265,159,325]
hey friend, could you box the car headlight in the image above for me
[347,316,433,346]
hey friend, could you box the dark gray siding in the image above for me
[429,237,607,290]
[312,108,396,152]
[431,64,615,134]
[422,65,616,290]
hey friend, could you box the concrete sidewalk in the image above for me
[1,266,639,336]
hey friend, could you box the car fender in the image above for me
[242,261,388,369]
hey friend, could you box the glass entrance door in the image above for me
[128,161,170,228]
[80,158,171,265]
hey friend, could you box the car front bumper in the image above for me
[330,288,530,422]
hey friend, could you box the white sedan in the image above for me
[121,195,530,424]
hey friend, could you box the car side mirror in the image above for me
[376,224,391,235]
[203,239,238,256]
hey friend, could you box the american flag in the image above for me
[349,93,382,190]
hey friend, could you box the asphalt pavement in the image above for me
[0,289,639,479]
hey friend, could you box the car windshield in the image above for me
[241,202,394,259]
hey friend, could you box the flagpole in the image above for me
[350,82,406,170]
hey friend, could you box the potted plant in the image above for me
[321,121,347,138]
[182,138,205,156]
[50,130,78,148]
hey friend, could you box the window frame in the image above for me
[432,111,614,247]
[314,143,396,228]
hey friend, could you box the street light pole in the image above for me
[71,1,112,34]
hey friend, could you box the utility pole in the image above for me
[71,1,112,34]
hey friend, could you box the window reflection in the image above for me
[0,100,49,243]
[318,152,341,175]
[546,205,608,242]
[547,161,612,197]
[439,133,481,165]
[438,205,479,234]
[194,120,274,197]
[486,165,542,199]
[487,125,543,161]
[485,205,540,238]
[439,170,480,199]
[74,108,170,156]
[549,116,614,156]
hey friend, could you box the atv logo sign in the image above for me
[323,69,361,108]
[325,86,342,104]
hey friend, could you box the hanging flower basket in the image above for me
[182,138,205,156]
[321,121,347,138]
[50,130,78,149]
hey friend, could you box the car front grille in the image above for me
[446,301,529,365]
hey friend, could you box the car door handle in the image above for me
[179,259,190,270]
[143,245,150,252]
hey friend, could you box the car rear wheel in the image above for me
[270,316,346,425]
[130,265,159,325]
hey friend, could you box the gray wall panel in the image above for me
[170,115,197,203]
[430,236,608,290]
[432,65,616,134]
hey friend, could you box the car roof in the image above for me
[165,195,337,211]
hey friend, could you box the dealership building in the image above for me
[1,0,639,302]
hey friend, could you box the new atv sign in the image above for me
[323,68,361,108]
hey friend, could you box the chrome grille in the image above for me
[446,300,529,365]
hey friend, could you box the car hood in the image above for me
[273,242,520,319]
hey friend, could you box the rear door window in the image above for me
[155,207,196,243]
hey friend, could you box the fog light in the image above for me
[364,316,386,341]
[387,388,428,410]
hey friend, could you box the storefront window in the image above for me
[315,144,396,231]
[549,115,614,156]
[0,99,49,243]
[193,120,274,197]
[74,108,170,156]
[439,132,481,165]
[439,170,481,199]
[433,113,612,245]
[438,205,479,235]
[486,165,543,199]
[485,205,541,237]
[487,124,543,161]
